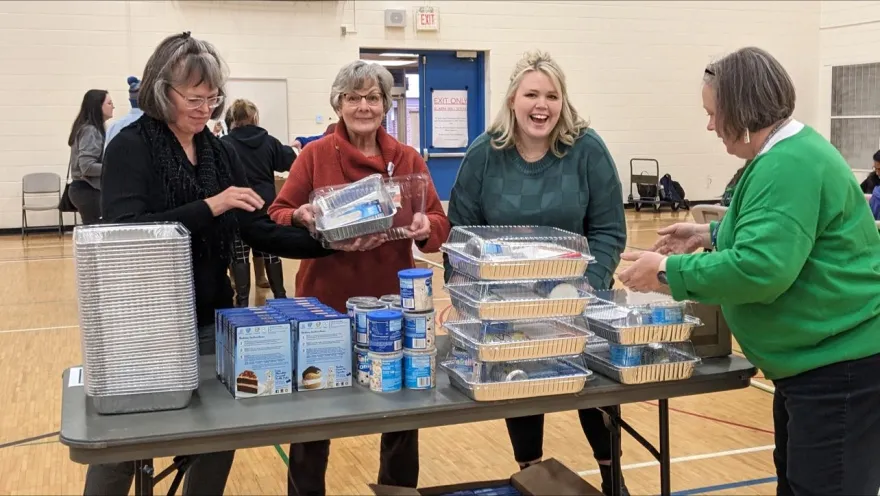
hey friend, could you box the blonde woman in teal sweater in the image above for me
[620,47,880,496]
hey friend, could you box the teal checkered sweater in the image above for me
[445,129,627,290]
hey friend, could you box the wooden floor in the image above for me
[0,210,779,495]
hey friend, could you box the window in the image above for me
[830,63,880,169]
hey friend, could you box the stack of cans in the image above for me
[73,223,200,415]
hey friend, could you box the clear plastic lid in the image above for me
[585,289,698,329]
[441,226,594,280]
[445,271,595,321]
[310,174,396,231]
[383,173,430,241]
[443,350,591,384]
[444,311,593,363]
[584,338,700,368]
[446,271,593,303]
[442,225,594,261]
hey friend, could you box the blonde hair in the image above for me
[225,98,259,130]
[488,50,588,158]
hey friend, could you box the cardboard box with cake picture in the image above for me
[370,459,603,496]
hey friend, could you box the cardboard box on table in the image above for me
[655,286,732,359]
[370,459,602,496]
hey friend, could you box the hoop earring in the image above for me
[744,129,750,144]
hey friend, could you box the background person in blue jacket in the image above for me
[104,77,144,151]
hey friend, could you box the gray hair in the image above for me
[703,47,795,142]
[138,32,228,122]
[329,61,394,113]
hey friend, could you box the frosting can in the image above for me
[369,350,403,393]
[379,294,402,307]
[398,268,434,312]
[403,347,436,389]
[354,346,371,386]
[403,309,435,350]
[367,309,403,353]
[354,301,387,347]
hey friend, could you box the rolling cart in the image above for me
[628,158,682,212]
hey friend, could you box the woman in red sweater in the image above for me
[269,60,450,496]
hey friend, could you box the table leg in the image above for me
[659,399,671,496]
[133,460,154,496]
[607,406,623,496]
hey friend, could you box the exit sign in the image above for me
[415,6,439,31]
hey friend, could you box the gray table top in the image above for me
[60,338,756,464]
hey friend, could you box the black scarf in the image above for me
[136,114,238,262]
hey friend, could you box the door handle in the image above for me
[426,152,467,158]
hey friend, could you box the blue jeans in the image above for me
[773,352,880,496]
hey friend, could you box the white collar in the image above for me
[758,119,804,156]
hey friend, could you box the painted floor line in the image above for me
[577,444,775,476]
[0,324,79,334]
[672,476,777,495]
[0,256,73,264]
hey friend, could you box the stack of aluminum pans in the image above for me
[74,223,200,415]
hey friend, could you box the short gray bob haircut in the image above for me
[330,61,394,113]
[703,46,795,142]
[139,31,228,123]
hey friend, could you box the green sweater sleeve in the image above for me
[443,135,489,283]
[666,153,818,304]
[581,135,627,290]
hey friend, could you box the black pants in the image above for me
[505,408,612,463]
[288,430,418,496]
[83,326,233,496]
[773,352,880,496]
[68,180,101,225]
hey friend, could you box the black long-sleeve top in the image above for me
[101,124,333,326]
[220,125,294,204]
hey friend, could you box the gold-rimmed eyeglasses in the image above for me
[171,86,225,110]
[343,93,383,107]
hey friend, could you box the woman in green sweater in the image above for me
[620,47,880,496]
[444,50,628,496]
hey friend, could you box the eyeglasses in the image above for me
[704,67,715,76]
[171,86,224,110]
[343,93,383,107]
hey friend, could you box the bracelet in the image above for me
[710,223,719,249]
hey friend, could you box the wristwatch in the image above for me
[657,271,668,285]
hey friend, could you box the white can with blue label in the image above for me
[367,309,403,353]
[398,268,434,312]
[369,350,403,393]
[354,301,387,347]
[403,347,436,390]
[347,297,378,340]
[354,346,371,386]
[403,309,435,350]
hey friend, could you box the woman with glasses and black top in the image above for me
[66,89,114,224]
[86,32,336,496]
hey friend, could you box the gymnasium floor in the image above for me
[0,209,779,495]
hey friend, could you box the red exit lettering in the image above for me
[419,13,435,26]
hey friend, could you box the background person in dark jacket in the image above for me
[221,98,295,305]
[860,150,880,194]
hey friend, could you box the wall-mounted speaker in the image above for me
[384,9,406,28]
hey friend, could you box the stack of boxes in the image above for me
[215,297,352,399]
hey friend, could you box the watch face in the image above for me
[657,271,669,285]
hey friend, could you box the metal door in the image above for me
[419,51,485,200]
